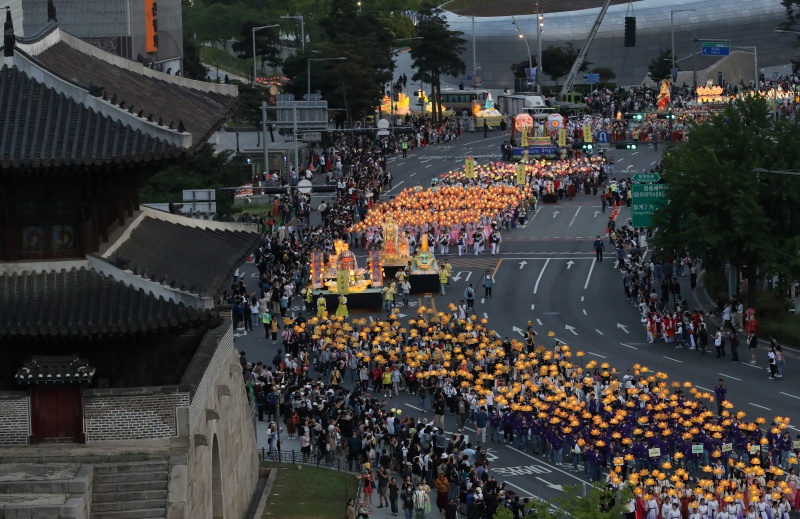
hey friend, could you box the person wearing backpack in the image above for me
[464,284,475,311]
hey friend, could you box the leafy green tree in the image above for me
[231,22,282,81]
[542,43,589,85]
[409,3,466,122]
[524,484,631,519]
[651,95,800,308]
[182,31,208,80]
[511,56,539,79]
[591,66,616,86]
[648,49,674,83]
[140,145,244,218]
[281,0,395,125]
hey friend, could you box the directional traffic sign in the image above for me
[596,131,609,143]
[631,172,661,183]
[631,183,667,228]
[702,40,730,56]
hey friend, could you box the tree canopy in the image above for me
[541,43,589,84]
[409,3,467,122]
[523,484,631,519]
[651,95,800,307]
[647,49,674,83]
[231,22,282,81]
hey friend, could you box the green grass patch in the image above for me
[261,463,356,519]
[232,201,273,216]
[200,46,253,81]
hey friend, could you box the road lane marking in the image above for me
[583,259,596,289]
[695,385,713,393]
[595,329,603,335]
[663,356,683,363]
[533,259,550,294]
[529,208,542,223]
[749,403,771,411]
[483,313,489,319]
[530,304,535,310]
[582,309,587,315]
[620,343,638,349]
[717,373,741,381]
[780,392,800,400]
[536,319,543,325]
[504,446,592,485]
[587,351,607,358]
[410,172,417,177]
[425,164,432,168]
[581,296,584,302]
[383,181,405,194]
[568,206,582,227]
[741,362,762,370]
[405,403,423,411]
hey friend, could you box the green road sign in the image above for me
[631,183,667,228]
[631,172,661,183]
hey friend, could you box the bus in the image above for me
[438,89,490,115]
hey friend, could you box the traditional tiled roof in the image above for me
[15,355,95,385]
[31,41,239,148]
[110,217,260,298]
[0,65,183,168]
[0,267,214,339]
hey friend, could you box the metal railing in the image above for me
[258,448,361,474]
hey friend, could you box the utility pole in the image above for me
[261,101,269,180]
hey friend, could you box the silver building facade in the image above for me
[445,0,797,90]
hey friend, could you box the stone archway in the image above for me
[212,434,224,519]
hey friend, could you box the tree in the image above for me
[182,32,208,81]
[651,95,800,308]
[591,66,616,86]
[409,3,466,122]
[281,0,395,125]
[140,145,244,218]
[780,0,800,71]
[647,49,674,83]
[524,484,631,519]
[541,43,589,85]
[511,57,538,79]
[231,22,282,81]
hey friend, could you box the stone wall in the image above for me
[170,320,258,519]
[83,387,190,442]
[0,392,29,445]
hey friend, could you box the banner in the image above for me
[525,67,537,82]
[721,443,733,453]
[336,270,350,295]
[511,146,558,157]
[516,162,526,186]
[557,129,567,147]
[583,125,593,143]
[370,249,383,287]
[465,156,476,178]
[648,448,661,458]
[311,250,324,289]
[691,444,704,454]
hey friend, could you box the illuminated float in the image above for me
[472,93,505,129]
[309,240,384,310]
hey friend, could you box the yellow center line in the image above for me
[492,258,504,277]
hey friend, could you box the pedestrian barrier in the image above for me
[257,448,362,473]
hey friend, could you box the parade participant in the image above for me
[336,294,349,317]
[482,271,495,299]
[316,293,327,318]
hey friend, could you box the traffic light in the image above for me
[623,113,643,121]
[626,143,637,150]
[582,143,593,151]
[624,17,636,48]
[657,113,677,120]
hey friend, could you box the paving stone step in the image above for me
[93,481,167,493]
[90,506,166,519]
[92,490,167,503]
[92,499,167,513]
[94,462,168,475]
[93,471,168,484]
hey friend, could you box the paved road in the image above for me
[237,133,800,509]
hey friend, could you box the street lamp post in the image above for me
[752,168,800,177]
[537,9,544,93]
[512,17,532,92]
[307,57,347,99]
[670,10,695,74]
[252,24,279,85]
[281,15,305,51]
